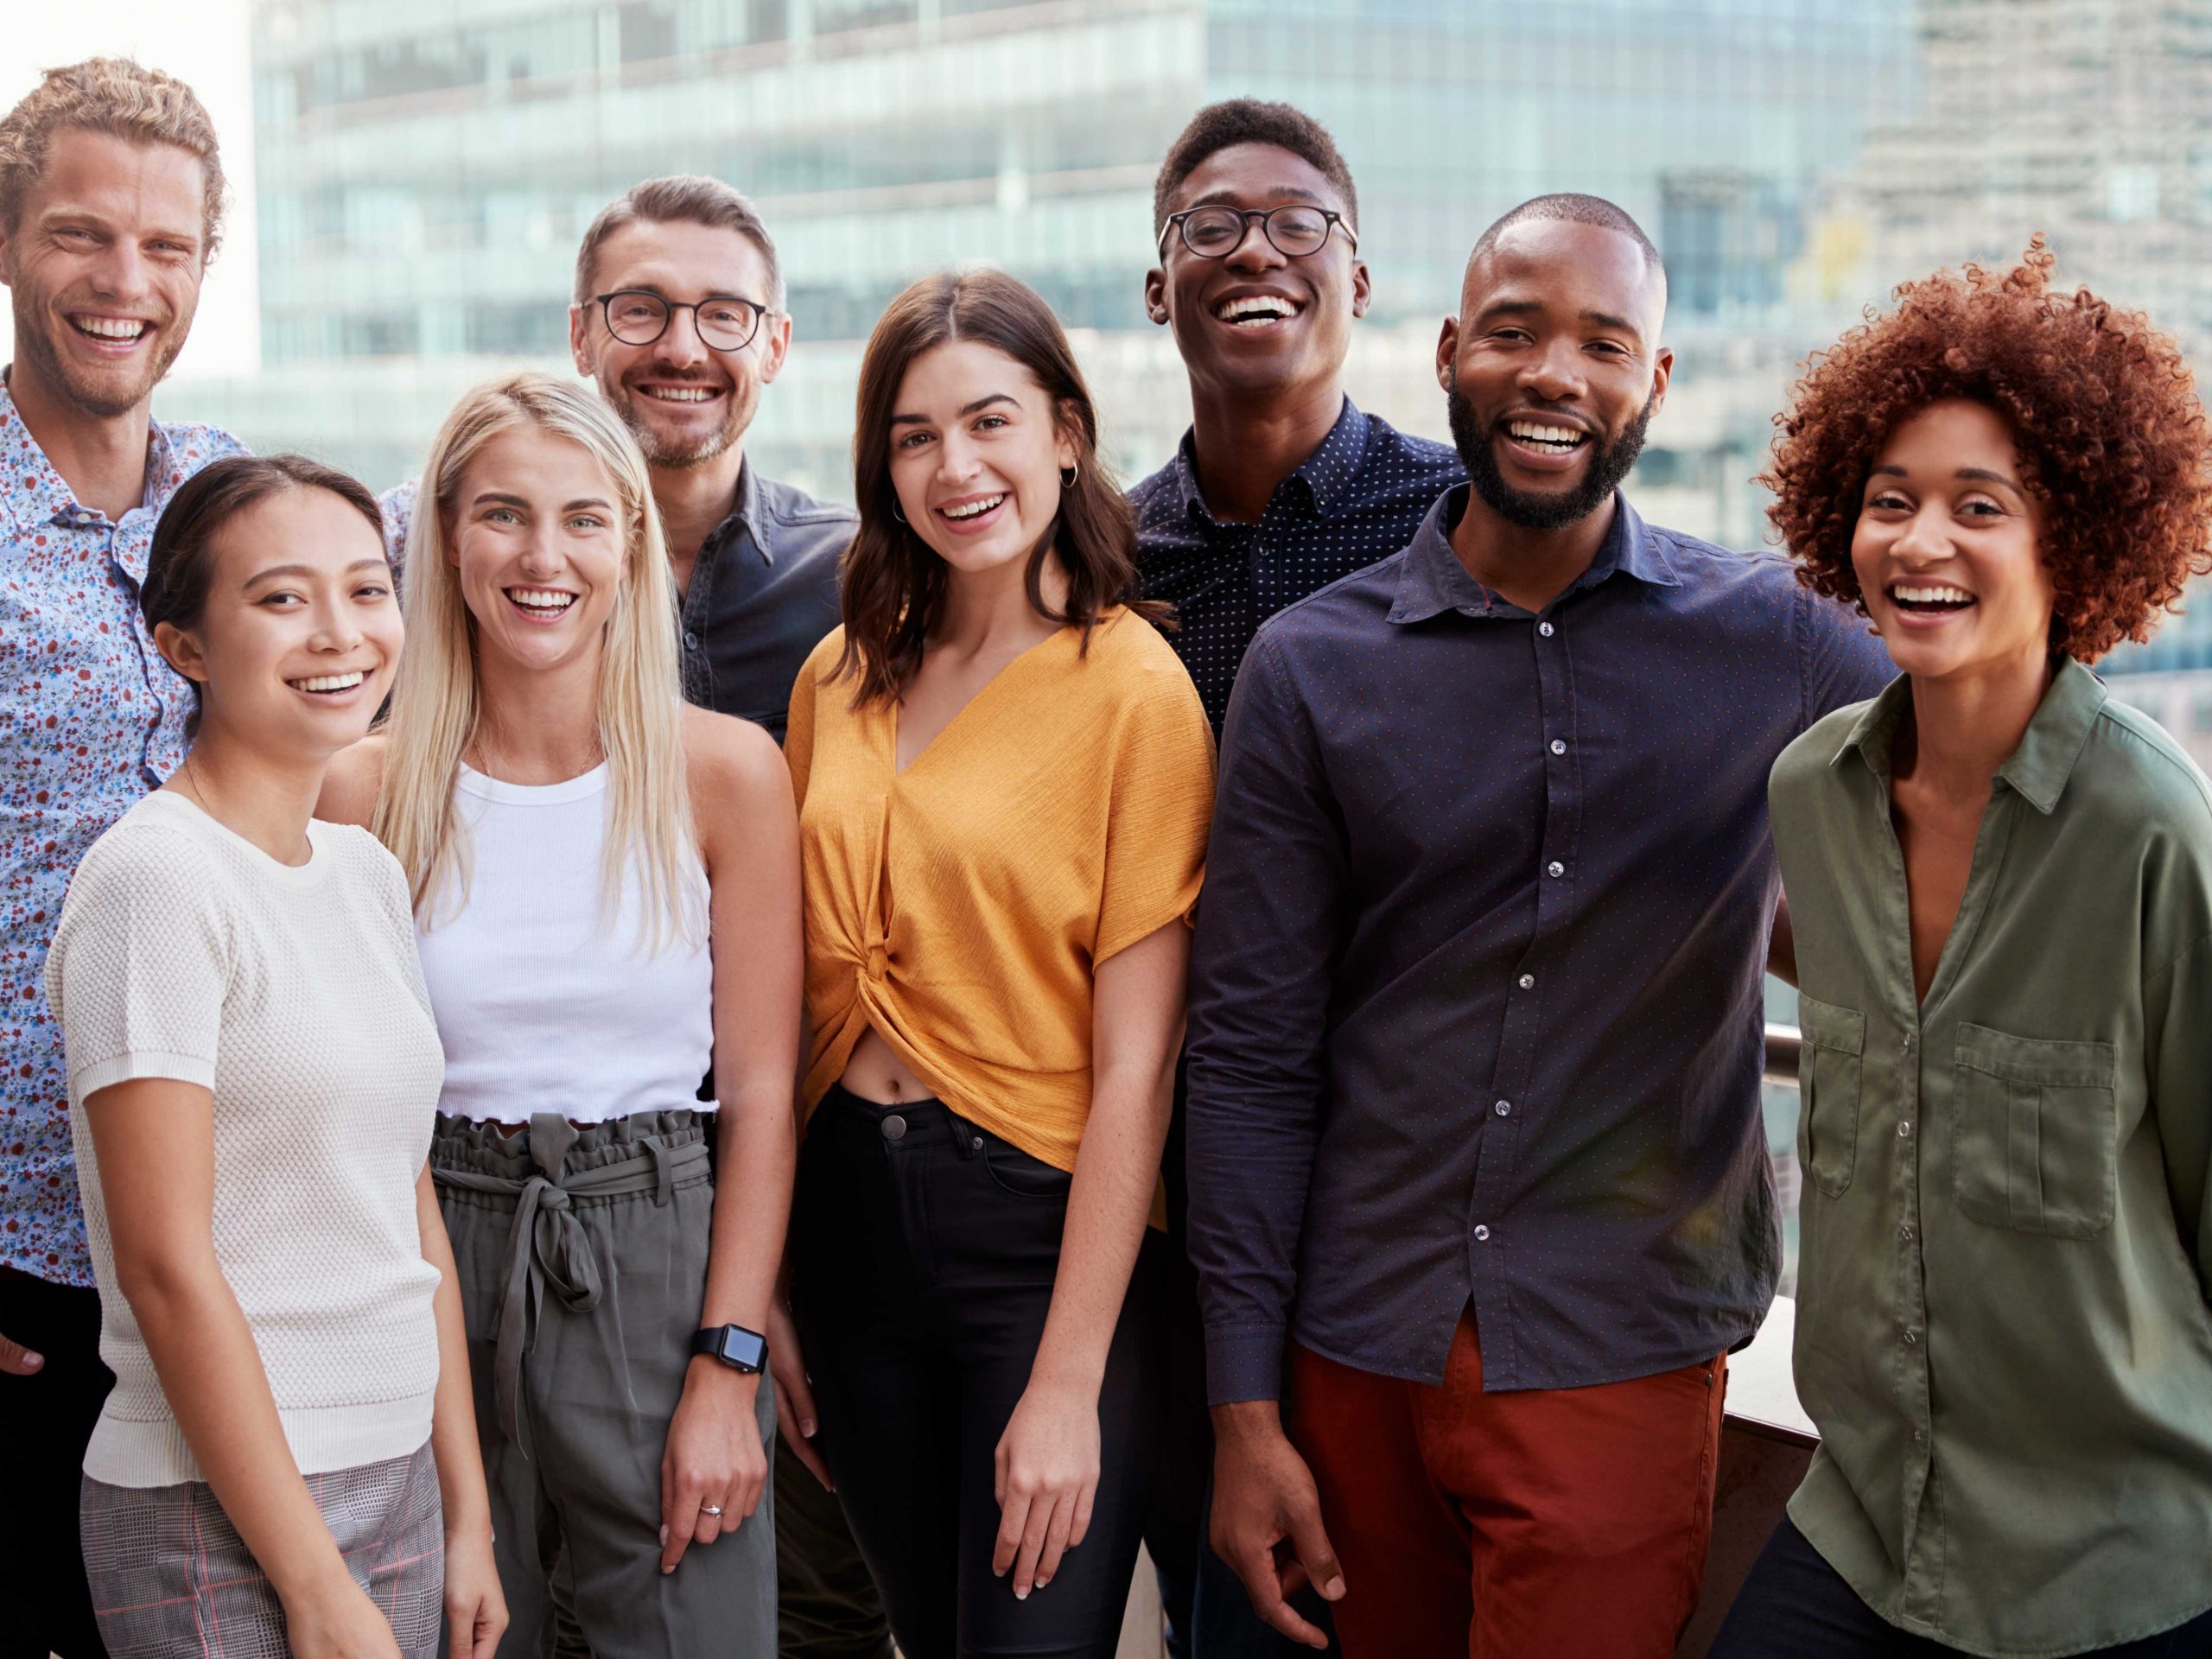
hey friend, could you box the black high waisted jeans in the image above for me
[791,1086,1163,1659]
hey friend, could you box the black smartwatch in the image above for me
[690,1324,768,1374]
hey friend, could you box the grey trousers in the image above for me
[433,1109,775,1659]
[81,1440,443,1659]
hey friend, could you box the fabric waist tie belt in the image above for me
[431,1111,710,1461]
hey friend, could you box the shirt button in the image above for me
[1913,1429,1927,1444]
[1898,1121,1913,1138]
[1517,973,1535,989]
[683,630,700,650]
[1899,1224,1914,1241]
[1904,1330,1917,1345]
[1494,1100,1511,1117]
[1547,861,1565,878]
[1473,1224,1491,1242]
[1548,738,1567,756]
[1539,621,1555,638]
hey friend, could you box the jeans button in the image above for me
[881,1114,907,1141]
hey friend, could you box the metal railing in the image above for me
[1763,1022,1801,1084]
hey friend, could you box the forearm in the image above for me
[124,1255,349,1597]
[416,1170,490,1535]
[1032,1060,1173,1393]
[698,1083,797,1338]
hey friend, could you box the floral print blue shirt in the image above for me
[0,375,245,1284]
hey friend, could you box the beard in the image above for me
[1448,369,1656,532]
[604,372,756,469]
[10,290,186,421]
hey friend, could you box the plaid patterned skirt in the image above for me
[80,1440,443,1658]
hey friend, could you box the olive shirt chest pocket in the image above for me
[1950,1025,2118,1238]
[1797,995,1866,1198]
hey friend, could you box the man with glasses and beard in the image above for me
[0,58,247,1659]
[383,178,879,1659]
[1184,197,1893,1659]
[385,176,848,747]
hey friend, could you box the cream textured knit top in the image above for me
[46,791,445,1487]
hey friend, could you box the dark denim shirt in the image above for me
[1129,398,1463,733]
[676,461,850,741]
[378,460,849,743]
[1185,486,1895,1403]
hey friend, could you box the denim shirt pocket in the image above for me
[1797,994,1866,1198]
[1951,1024,2118,1238]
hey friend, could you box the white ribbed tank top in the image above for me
[415,761,714,1123]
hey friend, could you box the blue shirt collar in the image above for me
[0,371,169,531]
[1169,395,1372,524]
[1388,486,1679,625]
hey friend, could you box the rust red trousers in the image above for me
[1286,1311,1726,1659]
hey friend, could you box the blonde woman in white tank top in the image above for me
[321,375,801,1659]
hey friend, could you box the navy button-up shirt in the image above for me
[1185,485,1895,1402]
[676,461,849,741]
[1130,398,1462,733]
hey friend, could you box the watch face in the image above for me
[715,1326,767,1371]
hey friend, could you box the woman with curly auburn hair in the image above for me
[1713,245,2212,1657]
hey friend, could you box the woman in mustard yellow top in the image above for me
[783,270,1214,1659]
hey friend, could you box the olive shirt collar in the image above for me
[1828,654,2109,814]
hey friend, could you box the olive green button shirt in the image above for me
[1770,658,2212,1657]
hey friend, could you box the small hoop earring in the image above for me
[891,499,907,524]
[1060,462,1080,489]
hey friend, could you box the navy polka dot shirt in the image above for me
[1129,398,1465,734]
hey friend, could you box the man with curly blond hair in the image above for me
[1714,244,2212,1657]
[0,58,243,1659]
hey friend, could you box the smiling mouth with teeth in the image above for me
[941,494,1005,521]
[289,671,365,696]
[1505,419,1590,453]
[508,588,579,613]
[1214,296,1301,327]
[71,315,149,342]
[639,385,723,404]
[1889,583,1976,613]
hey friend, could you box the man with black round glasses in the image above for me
[1129,99,1461,1659]
[569,175,850,745]
[384,175,849,747]
[1135,99,1462,734]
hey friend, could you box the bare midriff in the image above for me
[839,1024,935,1106]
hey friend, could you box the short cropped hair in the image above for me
[1153,99,1358,238]
[1471,193,1660,279]
[1765,238,2212,663]
[0,58,226,257]
[573,175,785,309]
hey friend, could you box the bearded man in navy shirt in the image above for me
[1186,195,1894,1658]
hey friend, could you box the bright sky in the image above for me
[0,0,259,378]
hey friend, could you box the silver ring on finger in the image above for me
[701,1504,724,1517]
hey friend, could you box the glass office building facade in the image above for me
[177,0,1919,531]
